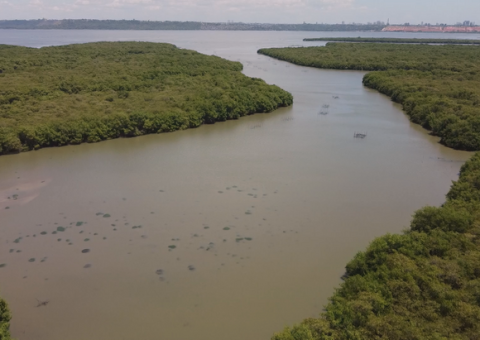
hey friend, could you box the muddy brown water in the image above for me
[0,31,475,340]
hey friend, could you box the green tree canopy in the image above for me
[0,42,292,154]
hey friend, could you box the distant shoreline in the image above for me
[0,19,386,31]
[1,20,479,33]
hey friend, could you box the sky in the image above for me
[0,0,479,25]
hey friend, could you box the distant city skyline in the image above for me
[0,0,478,25]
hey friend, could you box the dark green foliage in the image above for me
[303,37,480,45]
[0,298,11,340]
[259,43,480,150]
[411,206,474,233]
[0,42,292,155]
[272,153,480,339]
[258,43,480,72]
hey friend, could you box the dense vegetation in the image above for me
[0,42,292,154]
[0,299,11,340]
[303,37,480,44]
[272,151,480,339]
[0,20,385,32]
[259,43,480,150]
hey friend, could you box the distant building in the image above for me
[383,25,480,33]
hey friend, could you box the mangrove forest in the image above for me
[0,41,293,155]
[259,42,480,150]
[0,298,10,340]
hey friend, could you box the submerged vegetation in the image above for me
[272,151,480,340]
[303,37,480,44]
[259,43,480,150]
[0,41,293,155]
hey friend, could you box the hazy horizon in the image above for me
[0,0,478,26]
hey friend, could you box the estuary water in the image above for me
[0,30,476,340]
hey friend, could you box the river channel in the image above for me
[0,31,475,340]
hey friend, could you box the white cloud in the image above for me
[106,0,155,7]
[154,0,354,10]
[68,0,356,11]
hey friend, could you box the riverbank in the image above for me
[0,41,292,155]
